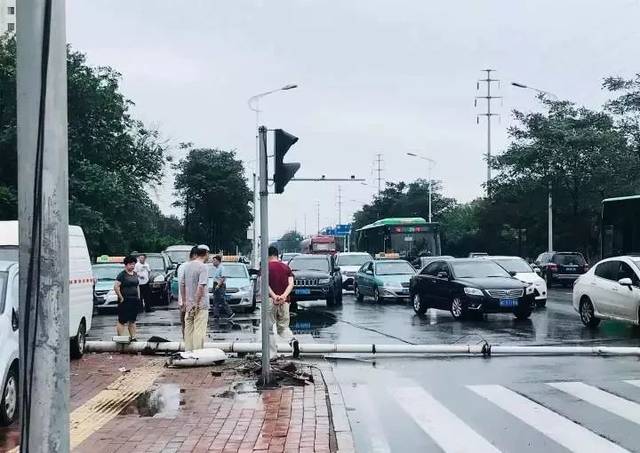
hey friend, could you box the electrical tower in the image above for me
[374,153,384,195]
[475,69,501,195]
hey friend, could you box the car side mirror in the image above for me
[250,274,258,281]
[248,268,260,277]
[437,271,449,280]
[366,270,373,275]
[12,308,18,331]
[334,266,341,272]
[509,271,517,277]
[618,277,633,288]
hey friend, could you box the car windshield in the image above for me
[452,261,511,278]
[289,258,329,272]
[555,254,586,265]
[493,258,533,274]
[0,246,18,262]
[337,254,371,266]
[282,254,299,262]
[0,271,7,314]
[165,250,190,264]
[145,256,165,271]
[376,261,415,275]
[208,264,248,278]
[93,265,121,281]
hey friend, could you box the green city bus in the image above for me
[601,195,640,258]
[356,217,441,259]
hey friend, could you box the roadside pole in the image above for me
[258,126,271,385]
[17,0,70,452]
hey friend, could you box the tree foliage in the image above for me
[173,147,252,252]
[0,36,181,254]
[276,230,304,253]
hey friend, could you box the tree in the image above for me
[276,230,304,253]
[173,147,252,252]
[0,36,178,254]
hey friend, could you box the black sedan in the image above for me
[410,258,535,320]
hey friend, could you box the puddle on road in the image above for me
[122,384,182,418]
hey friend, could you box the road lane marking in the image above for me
[391,385,502,453]
[350,385,391,453]
[468,384,630,453]
[624,380,640,388]
[548,382,640,426]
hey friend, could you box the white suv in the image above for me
[0,261,19,426]
[573,256,640,327]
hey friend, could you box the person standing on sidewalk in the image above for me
[267,246,299,358]
[114,255,141,340]
[134,254,154,313]
[211,254,234,320]
[177,246,198,338]
[180,245,210,351]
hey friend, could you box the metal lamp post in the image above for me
[512,82,558,252]
[247,84,298,267]
[407,152,436,223]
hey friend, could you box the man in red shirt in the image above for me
[267,246,299,358]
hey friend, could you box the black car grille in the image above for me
[401,282,410,288]
[487,288,524,298]
[226,288,239,294]
[295,278,320,286]
[95,289,109,296]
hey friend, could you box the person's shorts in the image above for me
[118,297,139,324]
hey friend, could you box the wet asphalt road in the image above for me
[90,289,640,452]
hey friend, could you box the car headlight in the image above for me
[464,287,483,296]
[318,278,331,284]
[240,285,253,293]
[383,282,396,288]
[153,275,165,283]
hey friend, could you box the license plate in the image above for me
[224,295,231,302]
[565,266,577,271]
[295,288,311,295]
[500,298,517,307]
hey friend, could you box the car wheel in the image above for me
[354,284,364,303]
[70,320,86,360]
[580,297,600,327]
[373,287,381,304]
[450,297,466,320]
[326,290,336,307]
[0,364,18,426]
[412,293,427,315]
[545,272,553,288]
[246,295,257,313]
[514,305,533,320]
[536,299,547,308]
[335,287,343,305]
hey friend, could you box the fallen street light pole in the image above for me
[84,341,640,357]
[18,0,71,451]
[258,125,271,385]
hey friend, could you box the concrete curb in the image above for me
[314,362,356,453]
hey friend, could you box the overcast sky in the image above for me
[67,0,640,240]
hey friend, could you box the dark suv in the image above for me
[288,254,343,306]
[141,252,174,305]
[535,251,589,287]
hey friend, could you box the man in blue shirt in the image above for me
[211,255,234,319]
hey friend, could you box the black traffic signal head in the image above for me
[274,129,300,194]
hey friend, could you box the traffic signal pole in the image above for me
[258,126,272,385]
[17,0,70,451]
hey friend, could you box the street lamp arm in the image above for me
[248,84,299,111]
[511,82,558,100]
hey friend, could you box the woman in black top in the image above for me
[114,255,141,340]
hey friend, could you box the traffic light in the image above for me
[273,129,300,194]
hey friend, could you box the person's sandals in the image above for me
[291,339,300,358]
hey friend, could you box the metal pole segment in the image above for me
[17,0,70,451]
[258,126,271,385]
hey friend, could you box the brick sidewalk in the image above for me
[1,354,344,453]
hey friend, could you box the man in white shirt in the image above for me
[177,246,198,338]
[134,254,153,313]
[180,245,210,351]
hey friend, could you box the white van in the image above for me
[0,260,18,425]
[0,221,94,359]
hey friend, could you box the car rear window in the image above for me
[554,254,586,266]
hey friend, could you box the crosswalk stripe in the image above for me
[624,380,640,388]
[351,385,391,453]
[468,385,630,453]
[548,382,640,426]
[392,385,502,453]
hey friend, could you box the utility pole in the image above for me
[304,213,307,237]
[374,154,384,195]
[476,69,501,196]
[258,126,271,385]
[18,0,70,451]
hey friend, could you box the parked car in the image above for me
[535,251,589,287]
[336,252,373,291]
[207,262,257,313]
[354,259,415,303]
[410,258,535,320]
[572,256,640,327]
[0,261,18,426]
[0,221,93,359]
[468,252,489,258]
[487,256,548,307]
[413,255,455,270]
[289,254,342,306]
[142,252,174,306]
[163,244,194,266]
[92,263,122,312]
[281,252,301,263]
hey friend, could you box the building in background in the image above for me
[0,0,16,34]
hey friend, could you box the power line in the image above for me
[475,69,501,196]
